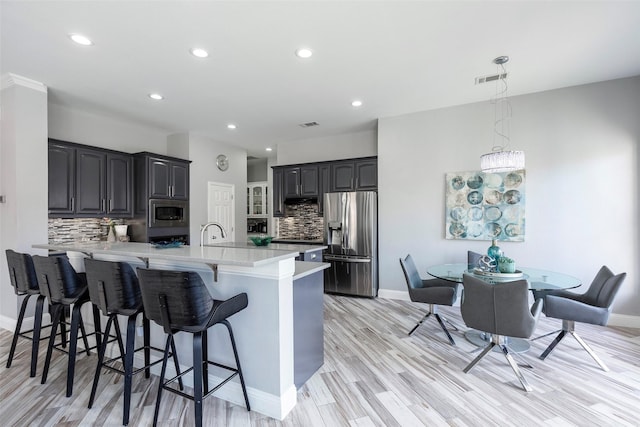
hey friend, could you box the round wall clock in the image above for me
[216,154,229,171]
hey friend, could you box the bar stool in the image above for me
[84,258,183,426]
[32,254,101,397]
[136,268,251,427]
[5,250,49,377]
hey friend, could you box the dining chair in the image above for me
[467,250,483,271]
[461,274,543,391]
[533,265,626,371]
[399,254,459,344]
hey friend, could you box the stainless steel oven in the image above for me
[149,199,189,228]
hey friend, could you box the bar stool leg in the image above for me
[223,320,250,411]
[42,304,63,385]
[143,315,151,378]
[7,294,32,368]
[193,331,204,427]
[77,305,91,356]
[123,314,137,426]
[153,335,173,427]
[67,302,85,397]
[202,329,209,393]
[92,304,103,350]
[89,316,114,408]
[169,337,184,390]
[30,295,46,377]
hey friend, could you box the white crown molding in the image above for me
[1,73,47,92]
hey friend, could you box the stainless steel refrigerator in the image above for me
[323,191,378,297]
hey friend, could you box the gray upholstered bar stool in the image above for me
[32,254,101,397]
[5,250,49,377]
[84,258,182,426]
[136,268,251,427]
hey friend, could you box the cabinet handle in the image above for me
[71,197,75,212]
[102,199,106,212]
[356,177,359,188]
[109,199,112,212]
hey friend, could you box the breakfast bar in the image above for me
[32,241,327,420]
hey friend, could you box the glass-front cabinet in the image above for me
[247,181,268,217]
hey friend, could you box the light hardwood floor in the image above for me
[1,295,640,426]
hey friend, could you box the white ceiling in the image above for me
[2,1,640,158]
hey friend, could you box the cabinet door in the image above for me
[252,185,264,216]
[355,159,377,190]
[272,168,285,217]
[284,167,301,198]
[106,153,133,217]
[149,158,171,198]
[300,165,319,197]
[318,164,330,215]
[170,162,189,199]
[330,161,355,192]
[75,148,106,215]
[48,143,76,215]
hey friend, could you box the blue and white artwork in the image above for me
[445,170,525,241]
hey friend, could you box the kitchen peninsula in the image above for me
[32,240,327,420]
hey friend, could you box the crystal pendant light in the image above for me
[480,56,525,173]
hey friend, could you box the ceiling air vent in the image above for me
[299,121,319,128]
[475,72,508,85]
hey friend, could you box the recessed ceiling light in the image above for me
[295,48,313,59]
[351,100,363,107]
[190,48,209,58]
[227,124,237,130]
[148,93,164,100]
[266,147,273,152]
[69,33,93,46]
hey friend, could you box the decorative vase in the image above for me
[487,239,503,261]
[498,258,516,273]
[114,225,128,240]
[107,226,116,242]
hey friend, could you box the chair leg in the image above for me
[531,329,562,341]
[60,306,68,349]
[143,315,151,379]
[153,335,173,427]
[30,295,46,377]
[193,332,204,427]
[408,312,430,336]
[202,329,209,394]
[223,320,250,411]
[67,303,84,397]
[434,313,456,346]
[7,294,31,368]
[123,315,137,426]
[571,332,609,371]
[92,304,103,351]
[42,304,62,384]
[539,330,568,360]
[89,316,114,408]
[501,344,532,392]
[464,342,495,373]
[77,305,91,356]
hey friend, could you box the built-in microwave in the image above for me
[149,199,189,228]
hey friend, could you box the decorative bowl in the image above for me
[250,236,273,246]
[151,241,184,249]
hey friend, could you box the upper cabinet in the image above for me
[271,156,377,217]
[147,156,189,200]
[330,158,378,192]
[48,140,133,218]
[248,182,268,217]
[284,165,318,199]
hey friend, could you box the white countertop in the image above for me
[210,241,327,253]
[33,241,299,267]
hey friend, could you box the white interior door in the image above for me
[207,182,235,244]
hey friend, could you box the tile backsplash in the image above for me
[48,218,125,244]
[278,201,324,240]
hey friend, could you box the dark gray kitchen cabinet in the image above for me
[48,140,133,218]
[330,158,377,192]
[317,164,330,215]
[48,142,76,215]
[148,156,189,200]
[272,167,285,217]
[284,165,318,199]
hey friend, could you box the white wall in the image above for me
[275,129,377,165]
[378,76,640,316]
[168,133,248,244]
[0,75,49,327]
[48,103,168,153]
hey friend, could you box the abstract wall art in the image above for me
[445,169,526,241]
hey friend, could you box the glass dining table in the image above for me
[426,263,582,352]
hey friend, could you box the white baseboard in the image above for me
[378,289,410,301]
[0,314,16,332]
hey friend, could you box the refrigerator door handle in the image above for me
[324,255,371,263]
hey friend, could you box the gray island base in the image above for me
[33,241,328,421]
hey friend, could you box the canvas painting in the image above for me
[445,170,525,241]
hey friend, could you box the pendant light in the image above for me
[480,56,525,173]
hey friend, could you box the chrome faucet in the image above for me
[200,222,227,247]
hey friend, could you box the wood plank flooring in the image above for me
[1,295,640,426]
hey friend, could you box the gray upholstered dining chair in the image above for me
[467,250,483,270]
[461,274,543,392]
[533,265,626,371]
[399,254,459,345]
